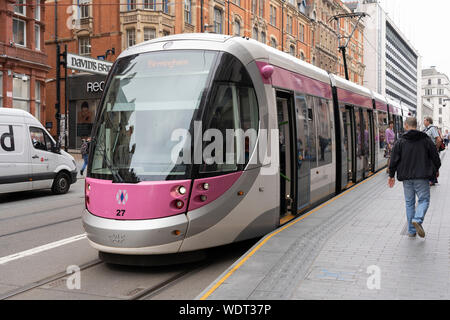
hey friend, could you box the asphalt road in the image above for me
[0,179,258,300]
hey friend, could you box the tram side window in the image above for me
[395,115,403,137]
[316,98,333,167]
[295,95,308,174]
[306,95,318,169]
[200,83,259,174]
[377,111,388,150]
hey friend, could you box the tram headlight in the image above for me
[202,183,209,190]
[177,186,187,195]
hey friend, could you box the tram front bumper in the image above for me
[82,209,189,255]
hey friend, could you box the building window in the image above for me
[439,117,442,125]
[252,27,258,40]
[144,27,156,41]
[299,24,305,43]
[271,37,277,49]
[13,18,26,46]
[261,31,266,44]
[214,8,223,34]
[163,0,169,13]
[270,5,276,26]
[79,0,90,18]
[233,0,241,6]
[14,0,26,16]
[289,45,295,56]
[127,0,136,11]
[35,81,41,120]
[79,37,90,55]
[298,0,306,14]
[259,0,264,17]
[144,0,155,10]
[35,0,41,21]
[439,98,442,104]
[252,0,256,14]
[300,51,305,61]
[234,19,241,36]
[13,73,30,112]
[428,79,431,85]
[35,24,40,50]
[184,0,191,24]
[286,15,292,35]
[163,30,170,37]
[126,29,135,47]
[438,78,442,85]
[439,108,442,115]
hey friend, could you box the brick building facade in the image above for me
[307,0,365,85]
[0,0,49,120]
[42,0,365,148]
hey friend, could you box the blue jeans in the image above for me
[402,180,430,235]
[81,154,89,172]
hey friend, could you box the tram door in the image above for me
[361,109,371,178]
[295,95,311,211]
[340,106,355,187]
[276,92,297,219]
[367,110,376,173]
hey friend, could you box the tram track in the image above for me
[0,259,103,300]
[128,262,211,300]
[0,216,82,239]
[1,257,213,300]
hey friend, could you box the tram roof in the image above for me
[118,34,331,85]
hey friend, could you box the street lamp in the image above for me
[442,98,450,107]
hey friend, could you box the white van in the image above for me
[0,108,77,195]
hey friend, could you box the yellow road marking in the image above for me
[200,170,385,300]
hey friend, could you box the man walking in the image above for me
[423,117,441,185]
[388,117,441,238]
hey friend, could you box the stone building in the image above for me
[422,66,450,131]
[351,0,421,115]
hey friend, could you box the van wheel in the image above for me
[52,172,70,195]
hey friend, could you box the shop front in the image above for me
[67,73,106,149]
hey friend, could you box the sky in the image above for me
[376,0,450,77]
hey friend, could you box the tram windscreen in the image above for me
[89,50,218,182]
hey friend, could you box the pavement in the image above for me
[199,150,450,300]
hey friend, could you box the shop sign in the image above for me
[67,53,113,75]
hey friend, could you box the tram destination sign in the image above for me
[66,53,113,75]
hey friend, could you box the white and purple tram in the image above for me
[82,34,408,260]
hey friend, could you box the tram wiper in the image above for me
[91,137,124,183]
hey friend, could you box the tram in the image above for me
[82,34,407,259]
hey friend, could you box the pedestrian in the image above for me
[80,137,91,176]
[385,121,395,173]
[444,129,449,147]
[388,117,441,238]
[423,117,442,185]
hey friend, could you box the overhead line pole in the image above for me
[331,12,368,81]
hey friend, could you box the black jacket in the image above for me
[389,130,441,181]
